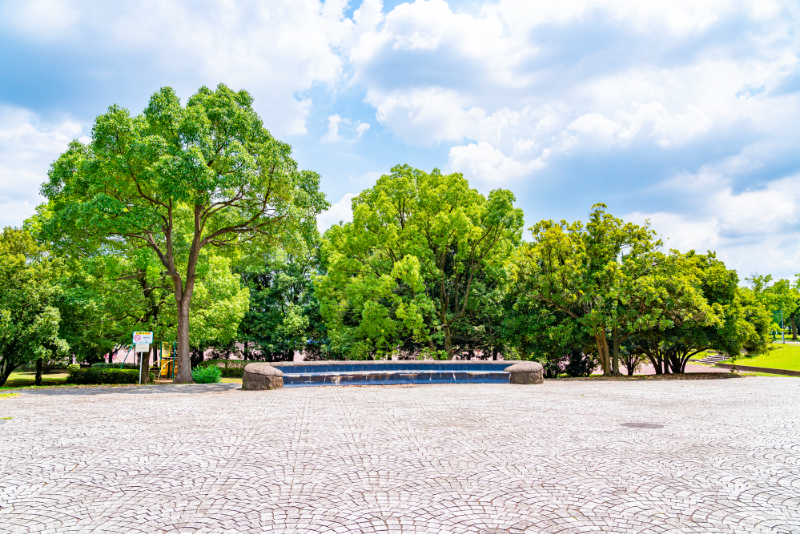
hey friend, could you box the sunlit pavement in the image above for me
[1,379,798,533]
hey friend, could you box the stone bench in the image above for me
[242,363,284,390]
[504,361,544,384]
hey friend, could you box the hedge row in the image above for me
[91,362,139,370]
[67,367,155,385]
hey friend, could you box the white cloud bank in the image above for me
[0,106,88,227]
[2,0,800,279]
[348,0,800,187]
[627,172,800,280]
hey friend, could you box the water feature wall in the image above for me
[270,360,512,387]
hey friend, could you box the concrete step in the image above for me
[696,353,730,364]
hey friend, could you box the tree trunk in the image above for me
[443,326,453,359]
[0,360,15,387]
[140,347,151,385]
[175,297,193,383]
[595,330,610,375]
[792,316,797,341]
[35,357,43,386]
[645,352,662,375]
[612,327,620,375]
[492,347,498,360]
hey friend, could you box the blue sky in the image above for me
[1,0,800,280]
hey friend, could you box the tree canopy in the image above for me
[317,165,524,359]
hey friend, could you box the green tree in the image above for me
[40,84,327,382]
[0,228,69,386]
[317,165,523,359]
[626,252,759,373]
[510,204,657,374]
[764,278,799,339]
[237,243,327,361]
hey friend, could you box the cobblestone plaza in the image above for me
[1,378,798,533]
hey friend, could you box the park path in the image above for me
[0,379,799,533]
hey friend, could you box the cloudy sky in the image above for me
[1,0,799,280]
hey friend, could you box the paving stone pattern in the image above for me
[1,379,799,533]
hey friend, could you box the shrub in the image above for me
[200,359,246,369]
[67,364,80,373]
[192,365,222,383]
[564,349,598,377]
[199,360,244,377]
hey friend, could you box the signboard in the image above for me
[135,343,150,353]
[132,331,153,344]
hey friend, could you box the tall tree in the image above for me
[317,165,523,359]
[0,228,69,386]
[40,84,327,382]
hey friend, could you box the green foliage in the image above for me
[191,365,222,383]
[180,255,250,348]
[317,165,523,359]
[509,204,662,374]
[0,228,69,386]
[66,367,141,385]
[198,360,246,377]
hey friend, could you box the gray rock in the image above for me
[242,363,284,390]
[504,361,544,384]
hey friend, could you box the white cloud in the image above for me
[355,122,370,139]
[627,173,800,279]
[0,0,366,136]
[321,114,370,143]
[446,142,548,185]
[322,114,346,143]
[317,193,355,231]
[0,106,86,227]
[348,0,800,184]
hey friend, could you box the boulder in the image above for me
[242,363,284,390]
[505,361,544,385]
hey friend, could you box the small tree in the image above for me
[630,252,770,373]
[0,228,69,386]
[41,85,327,382]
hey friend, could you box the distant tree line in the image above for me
[0,85,781,385]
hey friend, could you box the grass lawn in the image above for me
[735,344,800,371]
[1,370,69,389]
[221,377,243,384]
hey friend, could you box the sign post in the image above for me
[132,332,153,384]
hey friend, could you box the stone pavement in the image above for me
[1,378,799,534]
